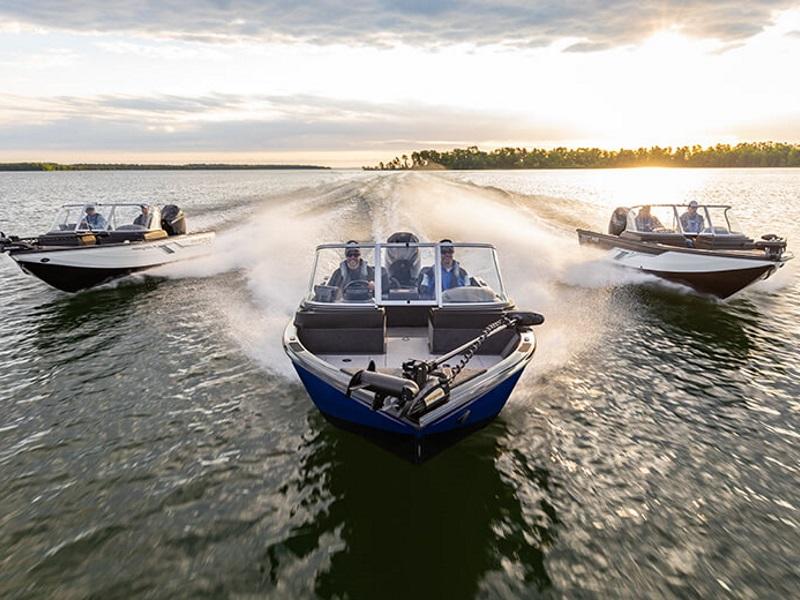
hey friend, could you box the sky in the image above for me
[1,1,799,167]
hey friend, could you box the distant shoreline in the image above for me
[364,142,800,170]
[0,162,330,172]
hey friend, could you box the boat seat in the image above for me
[295,306,386,354]
[37,232,97,247]
[621,231,691,247]
[428,308,516,355]
[99,230,169,244]
[692,234,752,250]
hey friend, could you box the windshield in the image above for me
[107,204,159,231]
[703,206,740,235]
[627,205,679,233]
[49,204,162,233]
[307,241,507,306]
[49,206,86,232]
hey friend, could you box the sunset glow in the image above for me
[1,3,799,166]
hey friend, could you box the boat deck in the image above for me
[316,327,504,371]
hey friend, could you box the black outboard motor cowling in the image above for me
[608,207,630,236]
[161,205,187,236]
[386,232,421,286]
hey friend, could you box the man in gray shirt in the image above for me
[680,201,705,233]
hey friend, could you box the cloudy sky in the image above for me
[1,1,799,166]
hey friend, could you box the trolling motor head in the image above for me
[0,232,25,252]
[346,363,420,410]
[506,311,545,329]
[756,234,787,259]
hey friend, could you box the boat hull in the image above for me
[292,361,524,439]
[7,232,214,292]
[577,229,784,298]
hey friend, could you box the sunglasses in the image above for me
[346,251,360,258]
[442,249,454,255]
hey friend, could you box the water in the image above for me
[1,168,798,598]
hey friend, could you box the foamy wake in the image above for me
[144,173,694,380]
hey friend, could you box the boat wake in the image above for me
[146,173,714,380]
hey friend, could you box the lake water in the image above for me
[1,168,798,598]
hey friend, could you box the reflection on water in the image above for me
[1,169,799,597]
[264,416,558,598]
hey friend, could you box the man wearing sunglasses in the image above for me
[418,239,470,299]
[327,240,383,297]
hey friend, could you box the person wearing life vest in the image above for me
[634,205,664,232]
[327,241,387,296]
[679,201,705,233]
[80,206,108,231]
[418,239,470,299]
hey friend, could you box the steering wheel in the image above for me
[342,279,371,301]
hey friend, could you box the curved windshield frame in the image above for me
[305,241,508,307]
[625,204,738,236]
[50,203,162,233]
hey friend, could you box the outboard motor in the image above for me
[161,205,187,236]
[608,207,630,236]
[385,232,420,286]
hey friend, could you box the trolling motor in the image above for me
[0,232,30,252]
[346,360,420,410]
[755,234,787,259]
[345,311,544,420]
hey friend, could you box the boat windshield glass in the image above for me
[49,203,162,233]
[379,243,436,304]
[76,205,112,232]
[307,242,507,306]
[627,205,679,233]
[703,206,740,235]
[437,245,506,305]
[49,206,87,232]
[308,243,380,304]
[107,204,158,231]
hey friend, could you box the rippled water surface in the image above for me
[1,168,798,598]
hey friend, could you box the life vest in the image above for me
[339,259,369,283]
[420,260,468,292]
[681,213,704,233]
[441,261,468,289]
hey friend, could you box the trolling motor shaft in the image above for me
[345,311,544,420]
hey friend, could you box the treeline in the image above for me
[0,162,330,172]
[365,142,800,170]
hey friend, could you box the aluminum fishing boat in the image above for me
[1,203,214,292]
[283,233,543,458]
[577,203,792,298]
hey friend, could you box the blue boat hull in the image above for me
[292,362,524,438]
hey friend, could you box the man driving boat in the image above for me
[80,206,107,231]
[634,205,663,232]
[327,241,387,297]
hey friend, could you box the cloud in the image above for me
[0,1,795,48]
[0,92,578,154]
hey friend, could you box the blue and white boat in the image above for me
[283,233,543,458]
